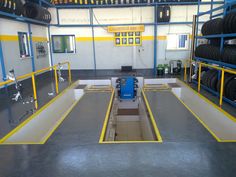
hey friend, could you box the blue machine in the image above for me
[116,76,138,100]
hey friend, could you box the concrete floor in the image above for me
[0,70,236,177]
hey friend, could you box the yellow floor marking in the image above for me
[0,82,78,144]
[99,89,163,144]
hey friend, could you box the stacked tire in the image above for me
[201,69,218,91]
[23,2,51,23]
[195,44,221,61]
[216,73,236,101]
[0,0,24,16]
[223,12,236,34]
[201,18,223,36]
[222,45,236,64]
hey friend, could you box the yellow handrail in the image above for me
[0,62,72,110]
[196,62,236,107]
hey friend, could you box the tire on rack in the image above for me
[216,73,235,95]
[222,45,236,64]
[206,69,217,88]
[15,0,24,16]
[225,78,236,101]
[209,71,219,91]
[201,18,223,36]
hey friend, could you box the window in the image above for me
[52,35,76,53]
[18,32,30,58]
[114,32,142,46]
[167,34,189,50]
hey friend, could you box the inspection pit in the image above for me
[101,91,161,143]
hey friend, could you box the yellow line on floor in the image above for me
[177,79,236,122]
[0,82,77,144]
[142,89,163,143]
[99,89,115,143]
[40,94,85,144]
[171,91,222,142]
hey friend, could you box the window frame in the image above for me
[52,35,76,54]
[166,33,190,51]
[18,32,30,58]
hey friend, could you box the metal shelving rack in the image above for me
[192,0,236,107]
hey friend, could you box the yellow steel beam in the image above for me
[219,69,225,107]
[198,63,202,92]
[31,74,38,110]
[54,66,59,94]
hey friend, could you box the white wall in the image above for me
[0,18,50,82]
[49,3,217,70]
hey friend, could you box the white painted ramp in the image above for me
[2,81,84,144]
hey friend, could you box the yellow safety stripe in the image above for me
[0,35,47,42]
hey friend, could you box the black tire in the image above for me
[163,5,170,22]
[225,78,236,101]
[216,73,235,96]
[222,45,236,64]
[223,12,236,34]
[23,2,51,23]
[206,69,217,88]
[15,0,24,16]
[157,6,164,22]
[201,18,223,36]
[195,44,221,61]
[210,73,219,91]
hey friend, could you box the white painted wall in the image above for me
[0,18,50,82]
[48,3,217,70]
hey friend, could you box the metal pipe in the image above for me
[28,24,36,72]
[153,5,157,76]
[90,8,97,71]
[0,41,6,81]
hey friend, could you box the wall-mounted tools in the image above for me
[36,42,47,58]
[23,2,51,23]
[116,76,138,100]
[0,0,24,16]
[7,69,23,102]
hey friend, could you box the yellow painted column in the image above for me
[219,69,225,108]
[198,63,202,92]
[184,63,187,82]
[68,63,72,85]
[54,66,59,94]
[31,74,38,110]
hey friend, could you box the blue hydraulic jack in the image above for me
[116,76,139,100]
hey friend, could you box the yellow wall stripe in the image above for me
[0,35,47,42]
[0,35,168,42]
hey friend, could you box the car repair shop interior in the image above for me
[0,0,236,177]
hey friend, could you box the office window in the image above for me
[52,35,76,53]
[114,32,142,46]
[18,32,30,58]
[167,34,189,50]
